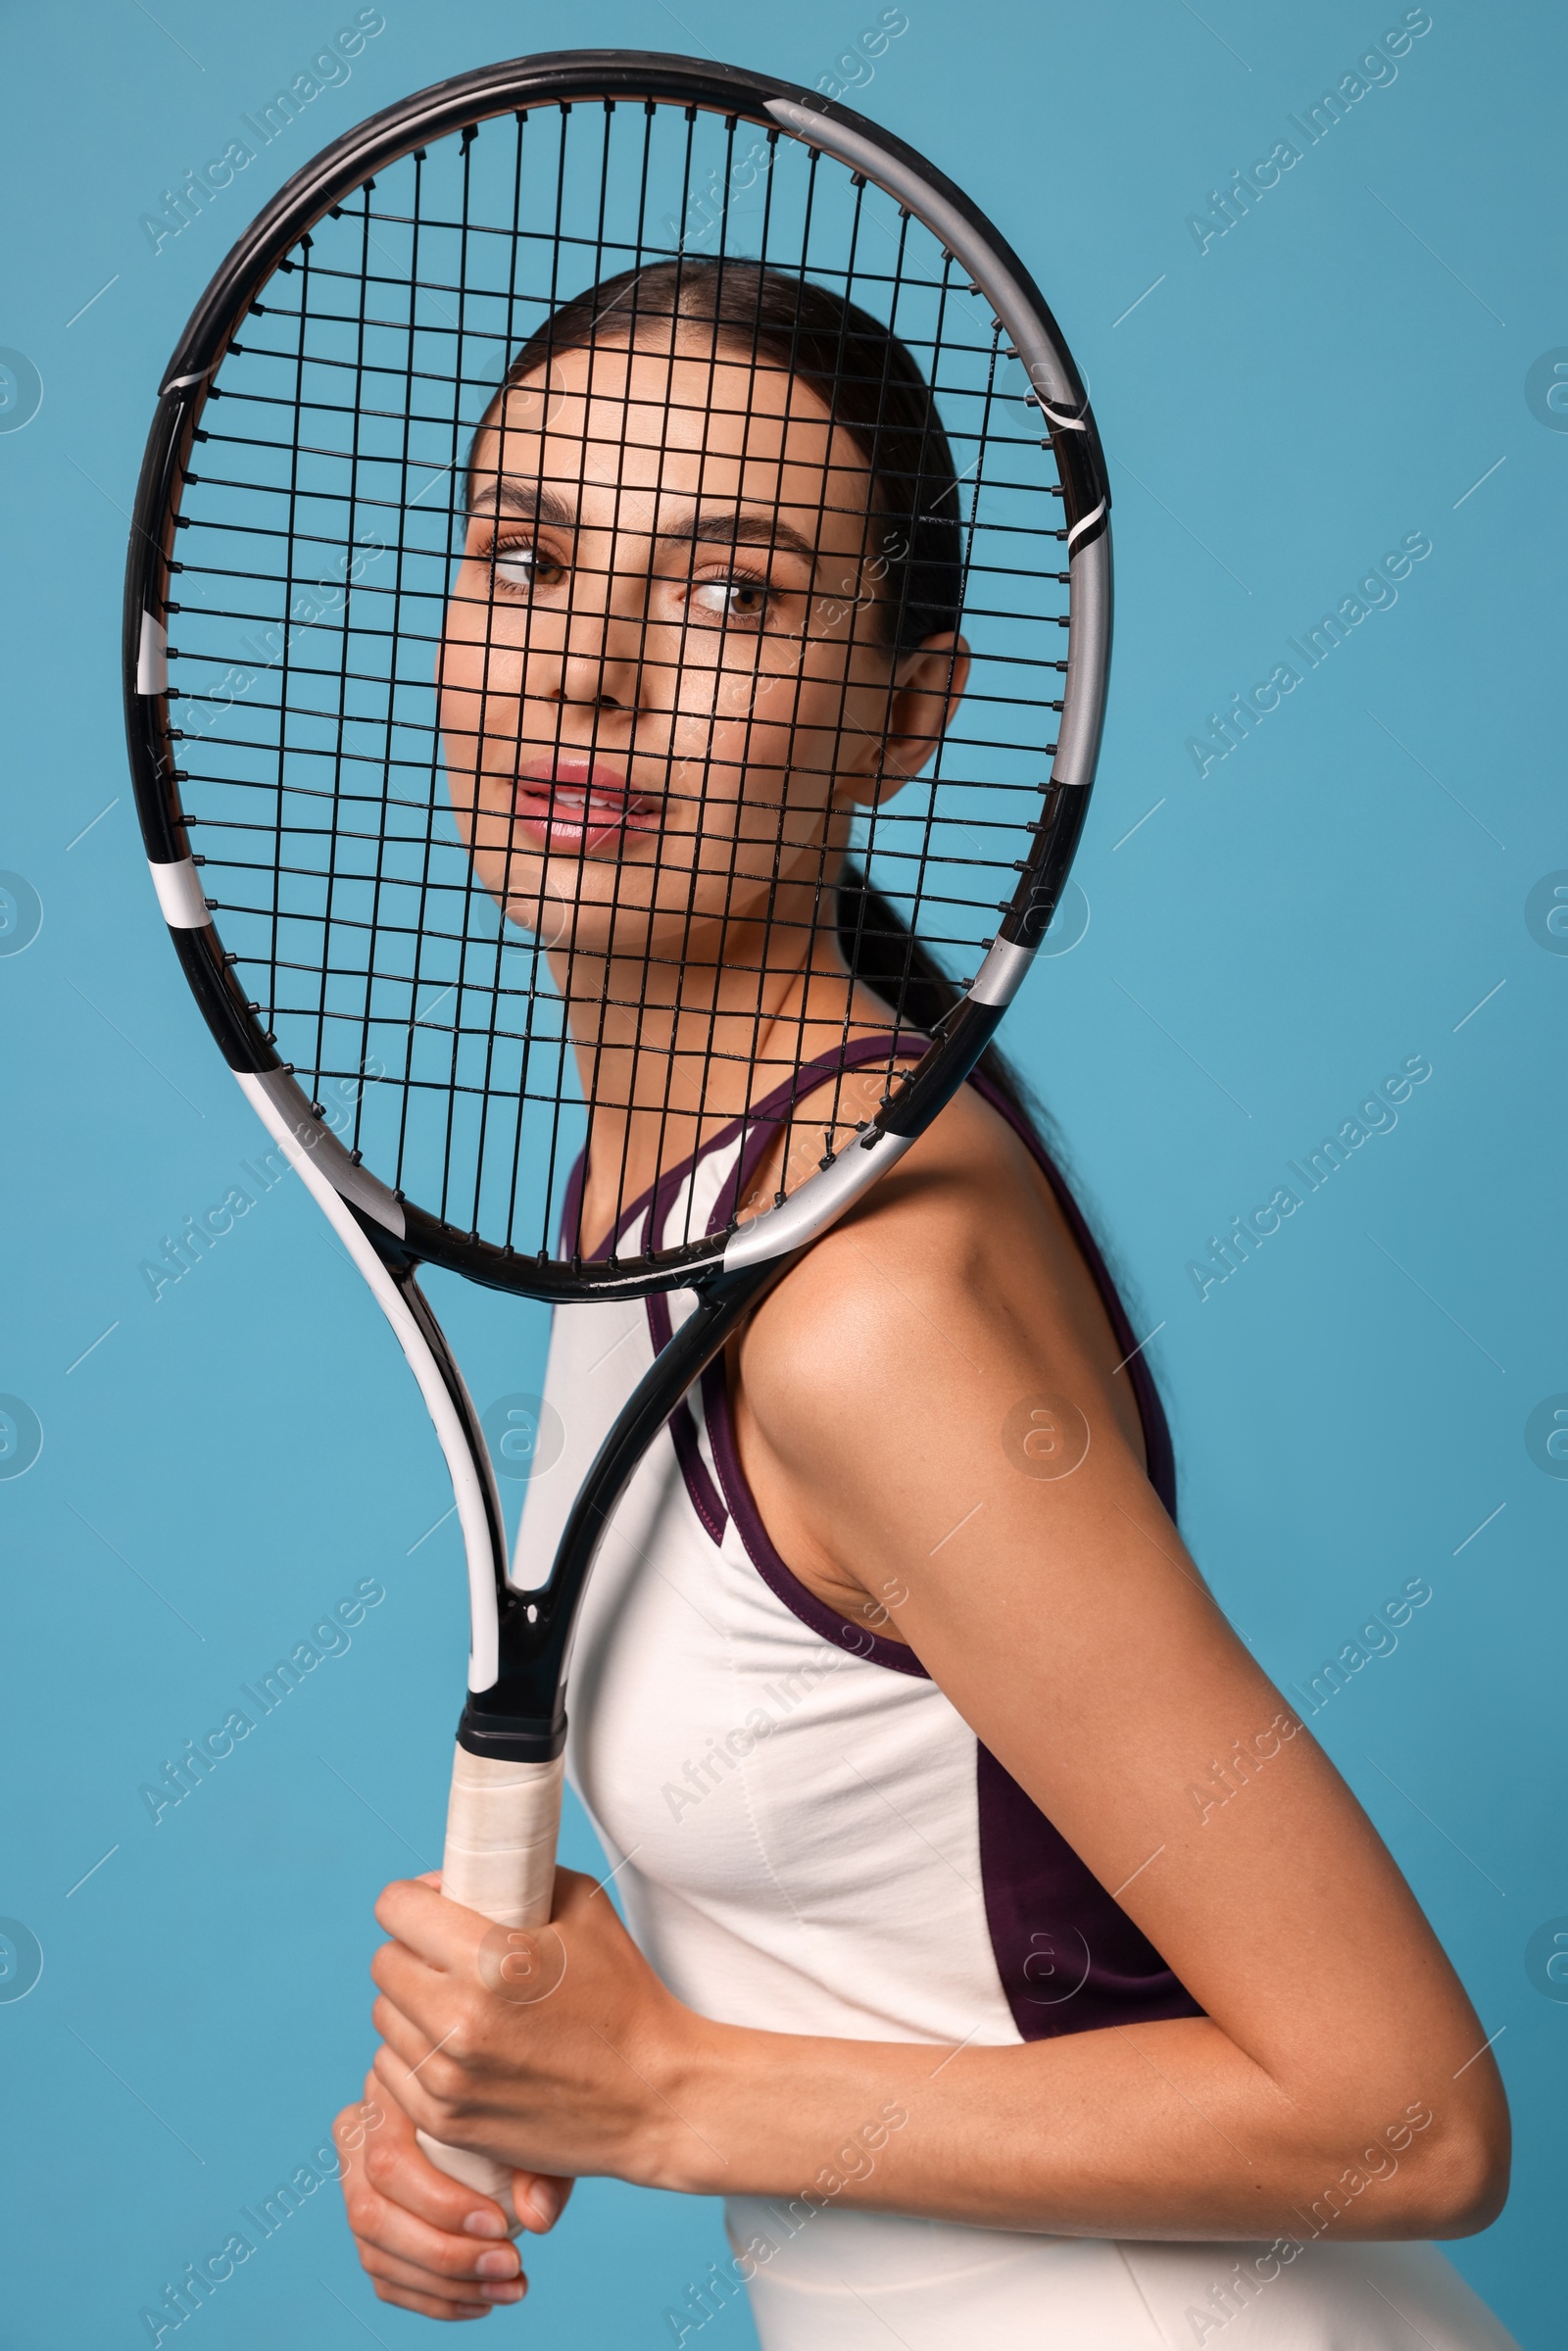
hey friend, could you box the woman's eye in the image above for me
[691,575,771,624]
[489,541,560,596]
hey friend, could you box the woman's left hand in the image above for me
[369,1867,710,2191]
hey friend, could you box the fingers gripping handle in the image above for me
[416,1745,565,2230]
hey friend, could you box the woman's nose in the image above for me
[556,555,652,710]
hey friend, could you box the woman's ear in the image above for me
[871,631,970,803]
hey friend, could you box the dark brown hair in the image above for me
[471,255,1041,1129]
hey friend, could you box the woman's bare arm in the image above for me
[711,1086,1508,2237]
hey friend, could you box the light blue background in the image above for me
[1,3,1563,2344]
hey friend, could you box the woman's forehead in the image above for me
[469,339,875,545]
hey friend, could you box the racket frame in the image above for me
[122,43,1110,1756]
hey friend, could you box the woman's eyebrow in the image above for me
[478,478,576,525]
[474,478,820,567]
[662,508,820,566]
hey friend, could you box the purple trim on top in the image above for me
[976,1746,1203,2040]
[560,1041,1199,2044]
[705,1030,933,1243]
[703,1355,931,1676]
[676,1044,1201,2044]
[704,1318,1204,2035]
[639,1034,930,1572]
[694,1044,1181,1668]
[560,1150,587,1263]
[696,1033,933,1674]
[571,1032,930,1270]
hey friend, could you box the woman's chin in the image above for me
[497,892,650,964]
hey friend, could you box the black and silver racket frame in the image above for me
[122,49,1110,1771]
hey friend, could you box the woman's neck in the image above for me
[563,912,894,1259]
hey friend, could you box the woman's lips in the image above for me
[511,759,662,857]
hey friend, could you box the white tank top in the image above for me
[513,1053,1516,2351]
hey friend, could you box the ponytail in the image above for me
[836,865,1049,1143]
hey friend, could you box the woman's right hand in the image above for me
[333,2073,573,2321]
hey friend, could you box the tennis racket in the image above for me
[122,48,1111,2224]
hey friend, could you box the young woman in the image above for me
[332,260,1516,2347]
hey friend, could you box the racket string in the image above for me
[169,95,1071,1268]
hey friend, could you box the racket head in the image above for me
[123,50,1110,1302]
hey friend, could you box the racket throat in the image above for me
[459,1260,785,1768]
[456,1690,568,1764]
[458,1592,574,1762]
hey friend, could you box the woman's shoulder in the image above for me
[735,1074,1149,1478]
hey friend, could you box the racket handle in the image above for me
[416,1743,564,2229]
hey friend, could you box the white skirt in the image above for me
[722,2200,1519,2351]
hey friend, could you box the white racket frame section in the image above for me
[233,1066,505,1693]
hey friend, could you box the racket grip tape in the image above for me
[415,1743,565,2230]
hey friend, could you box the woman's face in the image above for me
[439,334,964,977]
